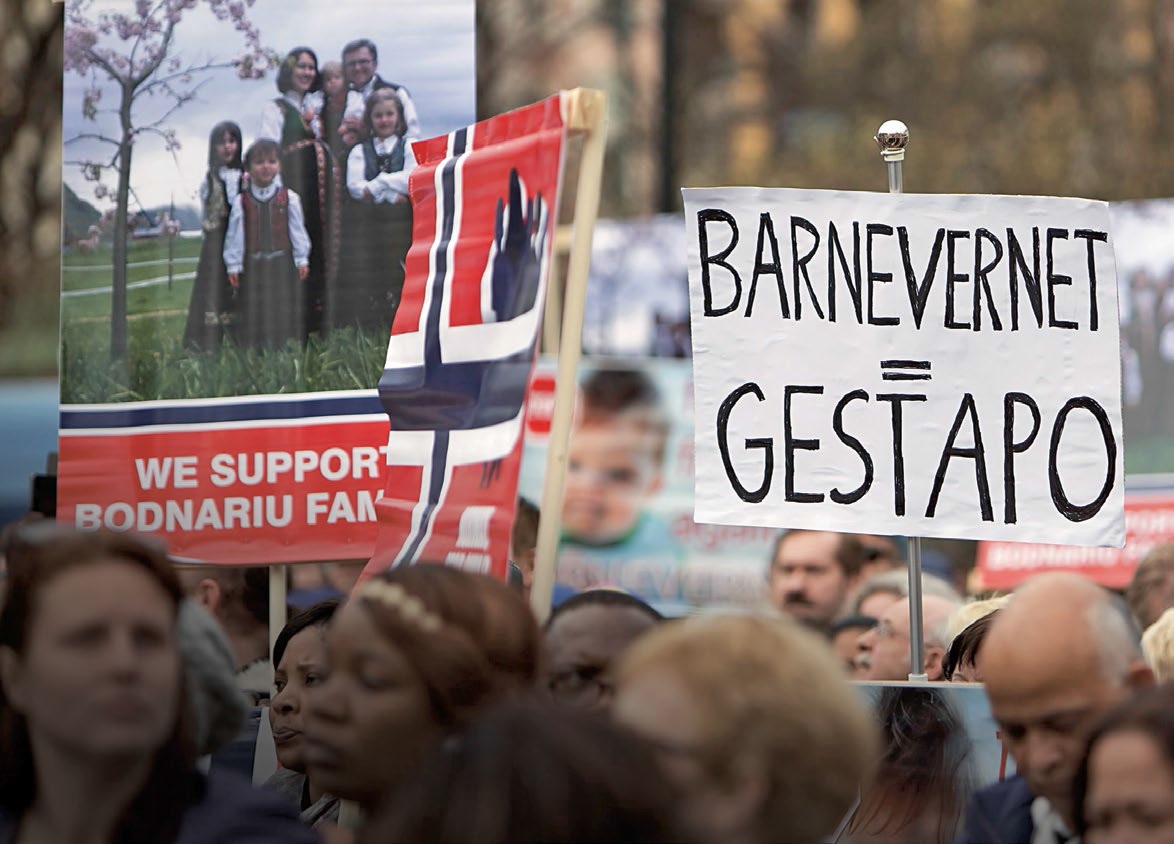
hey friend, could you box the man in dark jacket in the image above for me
[341,38,421,139]
[954,574,1153,844]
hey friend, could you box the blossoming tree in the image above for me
[63,0,273,360]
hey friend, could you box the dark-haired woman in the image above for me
[182,121,244,352]
[302,565,539,829]
[1075,683,1174,844]
[263,600,340,830]
[0,525,317,844]
[260,47,338,340]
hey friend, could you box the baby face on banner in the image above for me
[562,417,665,545]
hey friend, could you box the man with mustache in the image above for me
[767,530,866,633]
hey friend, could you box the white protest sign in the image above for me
[683,188,1124,547]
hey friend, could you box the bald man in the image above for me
[857,594,959,681]
[955,574,1153,844]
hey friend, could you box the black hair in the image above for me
[829,614,878,638]
[276,47,321,94]
[206,121,243,170]
[362,700,683,844]
[771,530,868,579]
[342,37,378,62]
[545,588,663,630]
[941,610,1001,681]
[511,496,539,555]
[272,599,339,668]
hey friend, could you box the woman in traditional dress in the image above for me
[181,121,243,352]
[260,48,339,340]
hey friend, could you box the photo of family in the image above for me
[60,0,475,403]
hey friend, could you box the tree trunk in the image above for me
[110,81,134,363]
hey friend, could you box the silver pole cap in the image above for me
[875,119,909,162]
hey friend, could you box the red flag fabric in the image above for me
[360,95,567,582]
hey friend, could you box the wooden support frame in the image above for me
[529,88,608,623]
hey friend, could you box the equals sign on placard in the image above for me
[881,359,932,381]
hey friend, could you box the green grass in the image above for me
[61,321,388,403]
[62,237,201,291]
[60,234,390,402]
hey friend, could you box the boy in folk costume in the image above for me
[224,139,311,348]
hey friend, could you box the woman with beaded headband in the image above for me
[302,564,539,825]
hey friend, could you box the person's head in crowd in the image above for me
[845,567,963,622]
[543,588,662,712]
[859,594,961,681]
[613,614,878,844]
[0,525,197,841]
[303,564,539,812]
[1074,683,1174,844]
[342,38,379,90]
[1142,607,1174,683]
[207,120,243,172]
[177,564,270,683]
[562,367,670,546]
[270,600,338,776]
[855,533,907,579]
[829,614,877,677]
[1128,543,1174,630]
[942,609,1001,683]
[849,686,976,844]
[767,529,866,631]
[982,573,1154,831]
[177,599,247,757]
[364,87,406,141]
[319,60,346,101]
[276,47,321,96]
[242,139,283,191]
[511,496,539,599]
[363,700,685,844]
[943,594,1010,644]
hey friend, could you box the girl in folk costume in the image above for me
[259,47,339,339]
[181,121,243,352]
[337,88,416,331]
[315,60,364,163]
[223,140,311,348]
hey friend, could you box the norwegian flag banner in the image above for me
[360,95,567,581]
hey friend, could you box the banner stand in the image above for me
[874,120,929,683]
[529,88,609,623]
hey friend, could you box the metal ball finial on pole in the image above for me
[874,119,909,195]
[874,119,927,683]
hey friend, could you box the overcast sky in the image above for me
[63,0,475,211]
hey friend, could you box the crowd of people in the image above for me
[2,519,1174,843]
[182,39,417,353]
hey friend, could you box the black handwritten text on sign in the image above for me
[683,188,1124,548]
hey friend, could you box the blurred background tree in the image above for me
[0,0,62,376]
[5,0,1174,376]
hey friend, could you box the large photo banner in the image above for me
[683,188,1125,547]
[57,0,476,563]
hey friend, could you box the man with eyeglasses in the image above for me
[543,589,662,713]
[856,593,959,681]
[340,38,421,139]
